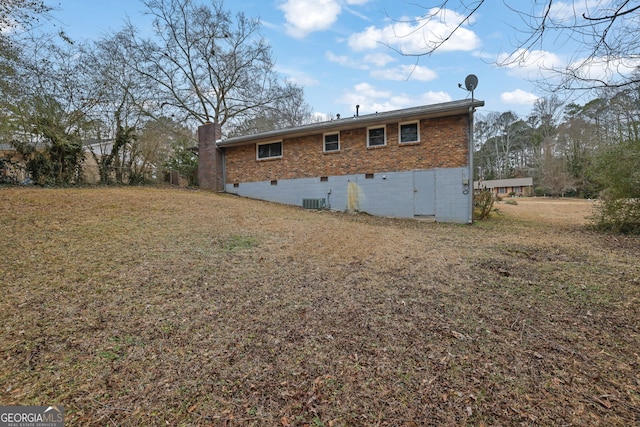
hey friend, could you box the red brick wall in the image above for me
[224,114,469,184]
[198,122,224,191]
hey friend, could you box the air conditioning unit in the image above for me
[302,198,326,209]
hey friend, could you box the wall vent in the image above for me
[302,198,326,209]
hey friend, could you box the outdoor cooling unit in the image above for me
[302,198,326,209]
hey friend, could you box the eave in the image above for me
[217,98,484,148]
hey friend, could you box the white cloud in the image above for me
[348,26,386,51]
[370,64,438,82]
[548,0,602,23]
[343,5,372,22]
[500,89,539,105]
[338,82,397,113]
[419,91,452,104]
[348,8,481,55]
[325,51,369,70]
[337,82,451,114]
[569,55,640,84]
[353,82,392,99]
[498,49,565,79]
[497,47,640,89]
[279,0,371,38]
[276,65,320,87]
[279,0,341,38]
[260,20,280,31]
[363,53,395,67]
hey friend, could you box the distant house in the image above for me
[82,139,114,184]
[198,99,484,223]
[474,177,534,197]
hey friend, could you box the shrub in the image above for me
[534,186,547,197]
[592,198,640,234]
[164,146,198,187]
[474,190,495,220]
[591,139,640,234]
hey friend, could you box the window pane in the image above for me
[325,134,338,143]
[324,134,339,151]
[258,142,282,159]
[400,123,418,143]
[258,144,270,158]
[271,142,282,157]
[368,127,385,146]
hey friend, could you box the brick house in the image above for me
[198,99,484,223]
[474,177,534,197]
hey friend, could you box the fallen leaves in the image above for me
[1,188,639,426]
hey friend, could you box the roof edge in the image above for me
[218,98,484,148]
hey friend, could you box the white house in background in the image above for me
[474,177,534,197]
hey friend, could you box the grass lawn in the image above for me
[1,188,639,426]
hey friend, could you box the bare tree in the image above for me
[531,95,563,155]
[390,1,640,90]
[119,0,293,129]
[78,30,153,184]
[0,33,90,185]
[530,95,576,195]
[133,117,194,183]
[226,81,314,136]
[474,111,532,180]
[556,103,601,196]
[0,0,52,31]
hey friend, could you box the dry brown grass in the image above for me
[495,197,595,226]
[1,187,639,426]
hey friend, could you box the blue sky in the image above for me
[47,0,607,119]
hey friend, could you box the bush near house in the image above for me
[473,190,495,219]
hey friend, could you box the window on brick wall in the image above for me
[367,126,386,147]
[324,132,339,152]
[399,121,419,144]
[257,141,282,160]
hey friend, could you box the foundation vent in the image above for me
[302,198,326,209]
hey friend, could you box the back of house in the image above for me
[199,99,484,223]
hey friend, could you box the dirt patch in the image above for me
[1,188,638,426]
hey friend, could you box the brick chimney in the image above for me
[197,122,224,191]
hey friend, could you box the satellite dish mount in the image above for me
[463,74,478,101]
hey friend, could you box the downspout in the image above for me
[213,116,225,192]
[215,116,225,193]
[468,104,475,224]
[219,144,225,193]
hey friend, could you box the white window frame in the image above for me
[256,141,282,160]
[399,121,420,144]
[323,132,340,152]
[367,125,386,147]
